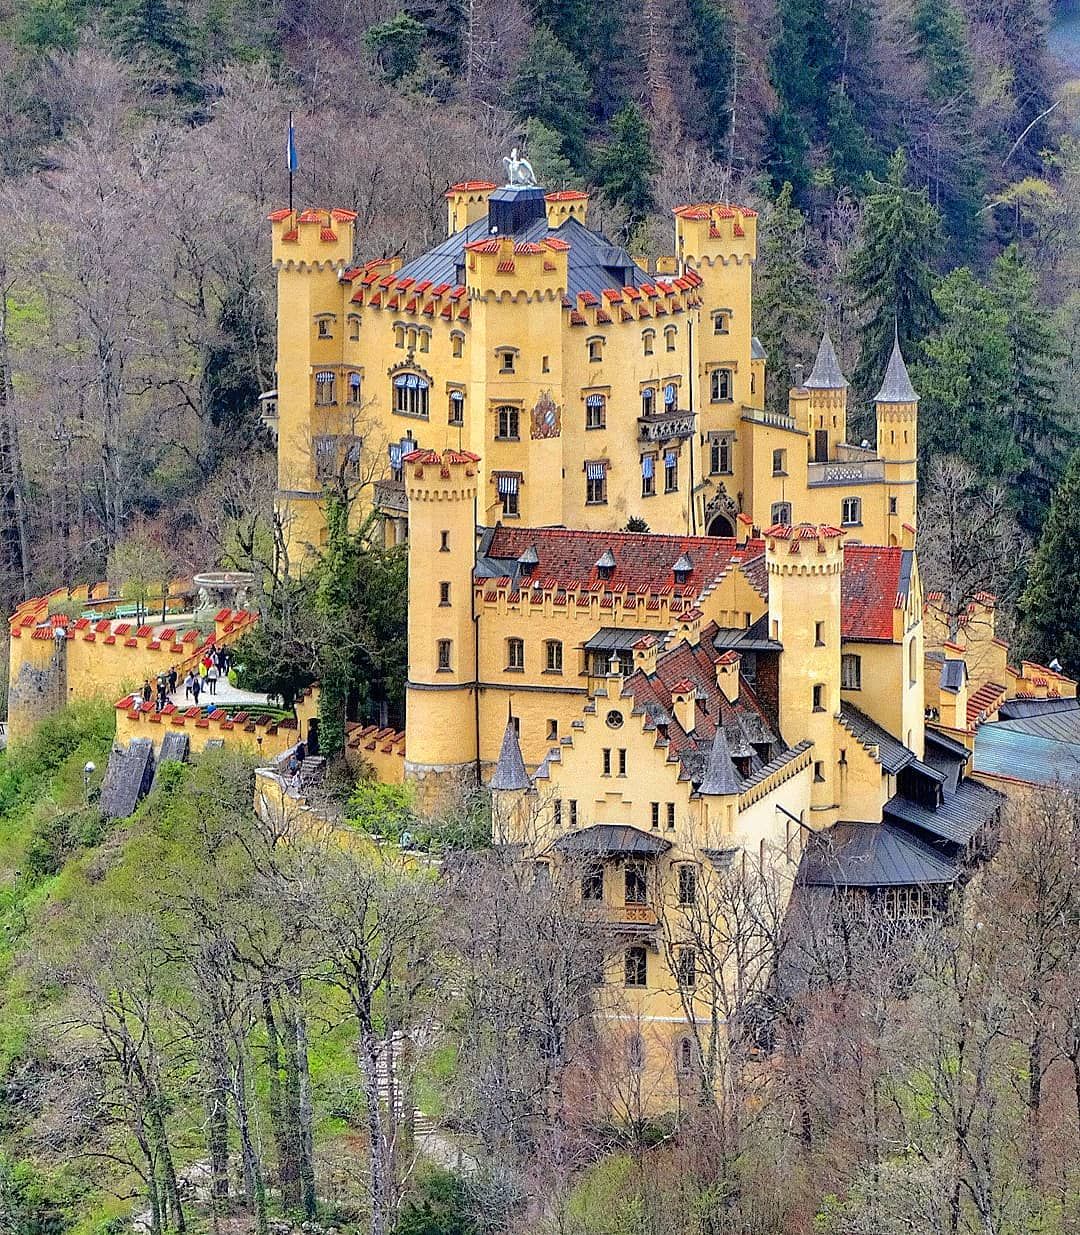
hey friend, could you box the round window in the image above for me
[606,710,624,729]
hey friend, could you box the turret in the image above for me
[445,180,497,236]
[403,448,481,808]
[766,523,844,820]
[804,330,848,460]
[490,708,530,843]
[545,189,589,228]
[875,333,920,535]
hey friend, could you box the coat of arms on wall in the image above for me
[531,391,561,440]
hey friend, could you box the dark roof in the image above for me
[701,846,738,872]
[839,702,914,774]
[697,726,742,795]
[552,824,671,856]
[712,614,783,653]
[884,778,1003,846]
[941,659,966,693]
[999,696,1080,721]
[992,710,1080,743]
[973,721,1080,786]
[395,214,644,301]
[799,821,959,888]
[489,716,529,790]
[874,336,919,404]
[583,627,660,652]
[805,330,848,389]
[751,336,768,361]
[925,728,971,762]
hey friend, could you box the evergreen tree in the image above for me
[989,243,1066,535]
[681,0,734,161]
[364,12,427,80]
[1020,448,1080,673]
[754,182,819,411]
[592,104,657,227]
[524,119,580,192]
[510,28,591,171]
[106,0,201,100]
[848,148,942,397]
[913,266,1018,481]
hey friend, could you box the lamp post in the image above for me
[83,760,95,804]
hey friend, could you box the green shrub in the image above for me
[345,778,415,840]
[392,1167,477,1235]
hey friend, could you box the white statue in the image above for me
[503,147,537,187]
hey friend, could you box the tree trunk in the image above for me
[279,991,305,1211]
[262,985,296,1206]
[207,1025,231,1213]
[357,1011,392,1235]
[231,1047,269,1235]
[292,986,317,1218]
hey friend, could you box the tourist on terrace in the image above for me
[206,661,219,695]
[183,670,195,700]
[141,679,152,704]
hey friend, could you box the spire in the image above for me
[697,725,742,796]
[875,330,919,404]
[805,329,848,390]
[490,713,529,791]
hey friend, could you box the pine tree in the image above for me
[754,182,819,412]
[592,104,657,227]
[510,28,591,171]
[364,13,427,80]
[988,243,1065,536]
[848,148,942,398]
[681,0,734,161]
[106,0,201,100]
[913,266,1018,481]
[524,119,579,191]
[1020,448,1080,673]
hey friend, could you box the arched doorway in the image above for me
[706,512,735,537]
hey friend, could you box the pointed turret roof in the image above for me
[697,725,742,796]
[875,335,919,404]
[595,549,616,569]
[490,714,529,791]
[805,329,848,390]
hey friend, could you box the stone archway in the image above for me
[706,512,735,538]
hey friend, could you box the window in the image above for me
[709,437,731,474]
[602,748,612,776]
[496,405,519,440]
[439,530,450,552]
[664,382,677,411]
[625,862,647,904]
[813,760,825,783]
[677,864,697,905]
[710,368,733,402]
[642,329,655,356]
[888,496,898,516]
[448,390,464,425]
[317,317,333,339]
[842,496,862,526]
[618,749,627,776]
[585,393,607,430]
[664,451,678,493]
[812,684,825,712]
[439,582,451,607]
[313,435,336,481]
[451,331,464,358]
[772,448,787,475]
[587,337,603,363]
[627,1034,645,1070]
[582,863,604,901]
[315,371,336,405]
[585,461,607,505]
[437,639,452,671]
[542,355,550,373]
[569,799,578,827]
[651,802,660,830]
[406,327,418,352]
[393,373,429,418]
[495,472,520,517]
[770,501,792,526]
[348,315,361,341]
[884,886,933,921]
[347,372,362,404]
[497,349,516,374]
[665,325,677,352]
[815,621,825,647]
[677,1037,693,1073]
[666,802,676,831]
[418,329,430,353]
[394,325,406,349]
[909,638,918,686]
[676,947,696,989]
[554,799,562,828]
[545,640,563,673]
[841,653,862,690]
[713,310,730,335]
[641,387,656,417]
[641,453,656,497]
[547,718,558,741]
[506,637,524,671]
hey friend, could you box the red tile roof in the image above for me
[446,180,497,195]
[545,190,589,201]
[842,545,906,642]
[968,681,1006,728]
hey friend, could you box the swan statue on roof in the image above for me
[503,148,537,187]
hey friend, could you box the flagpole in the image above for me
[288,111,294,213]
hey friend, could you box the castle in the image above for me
[6,164,1075,1113]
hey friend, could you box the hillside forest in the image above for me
[0,0,1079,1233]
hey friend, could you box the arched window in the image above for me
[664,383,677,411]
[642,329,655,356]
[495,405,519,440]
[587,337,604,363]
[451,331,465,358]
[406,327,418,352]
[448,389,464,425]
[678,1037,693,1073]
[664,324,677,352]
[394,325,406,349]
[545,640,563,672]
[392,373,429,418]
[770,501,791,526]
[315,371,336,405]
[418,329,430,353]
[347,314,361,341]
[711,368,733,402]
[641,387,656,417]
[909,638,918,686]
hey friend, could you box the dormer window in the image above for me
[518,545,540,576]
[595,548,616,579]
[587,336,604,364]
[672,553,692,584]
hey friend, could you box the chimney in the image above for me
[716,651,740,702]
[676,607,703,647]
[671,680,697,734]
[633,634,659,677]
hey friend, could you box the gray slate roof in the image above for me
[805,330,848,389]
[490,717,529,791]
[799,821,959,888]
[553,824,672,856]
[973,720,1080,786]
[840,702,915,774]
[751,336,768,361]
[874,336,919,403]
[583,627,658,652]
[697,726,742,796]
[998,696,1080,721]
[883,779,1003,846]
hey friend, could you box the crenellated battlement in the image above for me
[269,207,356,269]
[765,523,845,575]
[673,202,758,266]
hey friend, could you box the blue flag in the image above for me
[287,113,299,174]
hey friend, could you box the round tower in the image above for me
[804,329,848,461]
[766,523,844,819]
[875,334,920,538]
[403,448,481,808]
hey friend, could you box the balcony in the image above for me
[373,478,408,515]
[807,458,885,487]
[638,408,696,443]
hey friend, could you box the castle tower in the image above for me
[403,447,481,807]
[874,334,920,539]
[766,523,844,821]
[446,181,497,236]
[269,207,357,559]
[544,190,589,228]
[490,708,531,843]
[804,330,848,461]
